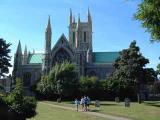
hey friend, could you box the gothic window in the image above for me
[80,54,82,65]
[72,32,75,47]
[52,48,71,65]
[80,31,82,39]
[84,31,86,42]
[23,72,31,87]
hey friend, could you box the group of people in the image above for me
[75,96,90,112]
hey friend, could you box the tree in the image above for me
[79,76,98,94]
[0,38,12,76]
[6,78,37,120]
[79,76,104,99]
[134,0,160,41]
[37,62,78,99]
[143,68,157,85]
[153,81,160,94]
[0,84,4,91]
[157,63,160,74]
[107,41,156,102]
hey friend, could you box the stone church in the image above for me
[12,9,119,88]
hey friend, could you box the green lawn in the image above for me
[93,101,160,120]
[28,102,107,120]
[44,101,160,120]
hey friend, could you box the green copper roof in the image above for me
[28,54,44,64]
[27,52,119,64]
[93,52,119,63]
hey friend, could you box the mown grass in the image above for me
[28,102,108,120]
[44,101,160,120]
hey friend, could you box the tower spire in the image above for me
[87,7,92,24]
[73,15,75,23]
[77,14,81,30]
[23,45,28,64]
[46,15,51,31]
[24,45,27,54]
[69,8,72,24]
[16,40,22,54]
[43,16,52,74]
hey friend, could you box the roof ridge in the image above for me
[93,51,119,53]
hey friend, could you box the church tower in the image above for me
[42,16,52,74]
[86,8,93,63]
[69,8,93,76]
[68,8,93,51]
[13,40,22,80]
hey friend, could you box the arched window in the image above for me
[80,54,82,65]
[72,32,75,47]
[23,72,31,87]
[84,31,86,42]
[52,48,71,66]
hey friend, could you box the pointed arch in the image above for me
[51,47,73,66]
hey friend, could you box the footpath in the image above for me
[40,102,133,120]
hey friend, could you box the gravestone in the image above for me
[95,100,100,109]
[57,98,61,103]
[124,98,130,107]
[115,97,120,103]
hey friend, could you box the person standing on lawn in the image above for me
[84,96,88,112]
[80,96,84,111]
[75,98,80,111]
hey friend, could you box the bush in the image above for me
[6,78,37,120]
[23,96,37,118]
[0,97,8,119]
[0,97,16,119]
[79,76,106,99]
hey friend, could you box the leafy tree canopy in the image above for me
[79,76,99,93]
[0,38,12,76]
[37,62,78,98]
[6,78,37,120]
[107,41,157,99]
[134,0,160,41]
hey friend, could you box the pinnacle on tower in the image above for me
[24,45,27,55]
[77,14,81,30]
[23,45,28,64]
[16,40,22,54]
[73,15,75,23]
[70,8,72,24]
[46,15,52,32]
[87,7,92,23]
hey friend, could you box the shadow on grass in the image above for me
[90,103,120,106]
[100,103,120,106]
[144,101,160,108]
[66,101,121,107]
[90,109,101,112]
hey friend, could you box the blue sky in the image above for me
[0,0,159,74]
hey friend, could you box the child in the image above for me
[84,96,88,112]
[75,98,79,111]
